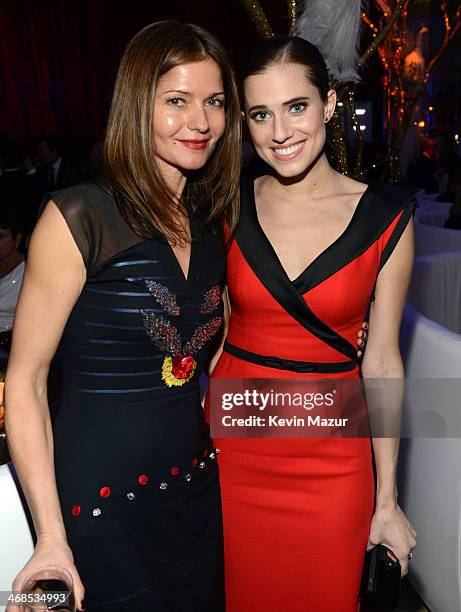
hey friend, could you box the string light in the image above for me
[240,0,274,39]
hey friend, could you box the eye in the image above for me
[250,111,270,123]
[289,102,307,114]
[166,97,186,107]
[206,97,224,108]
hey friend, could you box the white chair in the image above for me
[408,251,461,334]
[413,216,461,257]
[398,277,461,611]
[0,463,34,612]
[415,206,451,227]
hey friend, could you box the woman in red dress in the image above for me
[209,37,417,611]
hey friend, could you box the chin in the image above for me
[268,149,323,178]
[175,154,211,172]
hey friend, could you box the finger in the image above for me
[357,350,363,358]
[362,322,369,330]
[362,331,368,340]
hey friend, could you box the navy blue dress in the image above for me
[49,181,226,611]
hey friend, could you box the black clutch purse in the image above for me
[359,544,401,610]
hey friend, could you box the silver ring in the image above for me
[408,552,413,560]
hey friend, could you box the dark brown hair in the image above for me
[104,21,241,243]
[240,36,330,103]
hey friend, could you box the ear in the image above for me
[324,89,337,123]
[241,110,246,121]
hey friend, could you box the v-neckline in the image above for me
[250,175,370,286]
[164,213,200,294]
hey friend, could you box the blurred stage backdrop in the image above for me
[0,0,460,180]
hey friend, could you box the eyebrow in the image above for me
[160,89,225,98]
[247,96,310,113]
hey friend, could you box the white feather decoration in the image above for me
[295,0,365,83]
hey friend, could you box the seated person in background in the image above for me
[0,140,43,236]
[444,167,461,230]
[408,137,438,194]
[444,195,461,230]
[0,211,25,352]
[31,137,91,192]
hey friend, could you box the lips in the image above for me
[271,140,305,160]
[178,139,209,150]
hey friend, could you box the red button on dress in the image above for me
[100,486,111,498]
[138,474,149,485]
[170,466,180,476]
[192,458,198,467]
[72,505,81,517]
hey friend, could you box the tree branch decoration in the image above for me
[239,0,461,181]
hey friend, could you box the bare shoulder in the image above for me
[333,173,368,198]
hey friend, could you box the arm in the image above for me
[361,221,417,575]
[208,285,230,375]
[5,201,86,609]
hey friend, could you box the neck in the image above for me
[157,159,188,205]
[0,251,24,278]
[270,152,337,199]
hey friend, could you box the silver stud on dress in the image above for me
[127,492,136,501]
[215,448,221,454]
[92,508,102,517]
[159,482,168,490]
[209,452,215,459]
[199,461,206,469]
[185,473,192,482]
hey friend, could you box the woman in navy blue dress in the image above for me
[5,21,240,612]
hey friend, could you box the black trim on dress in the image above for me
[224,341,357,373]
[235,174,416,361]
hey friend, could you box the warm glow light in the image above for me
[455,134,460,142]
[418,121,426,127]
[356,109,366,115]
[338,102,344,107]
[429,106,434,111]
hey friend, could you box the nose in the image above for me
[188,102,210,134]
[272,114,293,144]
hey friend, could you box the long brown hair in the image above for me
[104,21,241,242]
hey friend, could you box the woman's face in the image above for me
[244,62,336,178]
[153,59,226,181]
[0,227,19,260]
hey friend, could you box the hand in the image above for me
[356,321,368,359]
[7,534,86,612]
[367,502,417,576]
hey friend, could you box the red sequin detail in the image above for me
[100,486,111,498]
[170,466,180,476]
[192,458,198,467]
[138,474,149,485]
[171,355,196,379]
[72,505,81,517]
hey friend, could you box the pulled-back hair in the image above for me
[240,36,330,103]
[104,21,240,242]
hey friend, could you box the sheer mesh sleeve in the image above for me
[44,181,142,273]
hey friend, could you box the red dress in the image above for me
[207,175,415,612]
